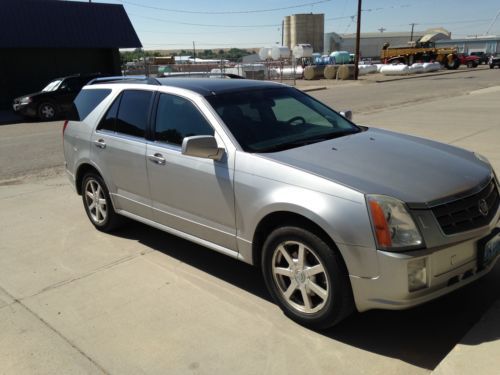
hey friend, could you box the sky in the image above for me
[87,0,500,50]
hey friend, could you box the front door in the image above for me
[146,93,237,250]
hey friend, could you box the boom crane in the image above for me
[485,9,500,35]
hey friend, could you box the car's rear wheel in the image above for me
[81,173,123,232]
[467,61,474,68]
[261,226,353,329]
[38,102,57,121]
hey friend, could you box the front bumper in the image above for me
[12,102,37,117]
[351,223,500,312]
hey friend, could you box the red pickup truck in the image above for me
[457,54,479,68]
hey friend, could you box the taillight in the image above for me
[62,120,69,137]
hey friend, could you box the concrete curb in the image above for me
[374,66,489,83]
[300,86,327,92]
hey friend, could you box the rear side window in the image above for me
[97,95,121,132]
[116,90,153,138]
[72,89,111,121]
[155,93,213,145]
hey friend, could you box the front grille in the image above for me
[432,180,499,235]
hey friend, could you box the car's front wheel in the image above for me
[38,102,57,121]
[81,173,123,232]
[261,226,353,329]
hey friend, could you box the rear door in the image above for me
[91,89,154,219]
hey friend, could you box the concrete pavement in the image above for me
[1,80,499,374]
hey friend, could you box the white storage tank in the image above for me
[258,47,271,60]
[380,64,410,75]
[271,46,290,60]
[409,63,424,74]
[358,64,377,75]
[292,44,313,59]
[422,62,441,72]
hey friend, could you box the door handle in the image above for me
[94,139,106,149]
[148,153,166,165]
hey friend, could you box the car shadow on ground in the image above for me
[111,221,500,371]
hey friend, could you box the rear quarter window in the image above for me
[71,89,111,121]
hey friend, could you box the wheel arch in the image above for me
[75,162,104,195]
[251,211,347,272]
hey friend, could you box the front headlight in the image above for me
[19,97,32,105]
[367,195,424,251]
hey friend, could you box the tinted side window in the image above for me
[155,94,214,145]
[60,77,80,92]
[116,90,153,138]
[72,89,111,121]
[97,94,121,132]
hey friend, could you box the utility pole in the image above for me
[409,23,417,41]
[281,20,284,46]
[354,0,362,80]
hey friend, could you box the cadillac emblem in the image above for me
[478,199,489,216]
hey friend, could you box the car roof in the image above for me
[51,73,101,82]
[155,78,286,96]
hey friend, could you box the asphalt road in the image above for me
[1,70,500,374]
[1,67,499,182]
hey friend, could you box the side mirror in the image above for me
[181,135,224,161]
[340,110,353,121]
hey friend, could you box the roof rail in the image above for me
[159,72,245,79]
[87,76,161,85]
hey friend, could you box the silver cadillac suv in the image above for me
[63,78,500,328]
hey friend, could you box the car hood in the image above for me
[13,91,45,101]
[262,128,492,207]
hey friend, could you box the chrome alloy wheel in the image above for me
[271,241,330,314]
[40,104,55,119]
[84,179,107,224]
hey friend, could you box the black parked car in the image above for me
[470,51,490,65]
[13,73,101,121]
[490,54,500,69]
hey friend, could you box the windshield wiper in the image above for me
[256,129,359,153]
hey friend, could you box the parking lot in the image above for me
[1,69,500,374]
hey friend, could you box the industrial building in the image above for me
[324,29,452,59]
[283,14,324,53]
[324,31,426,58]
[0,0,141,109]
[436,35,500,54]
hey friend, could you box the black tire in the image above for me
[467,61,474,68]
[38,102,58,121]
[81,173,123,232]
[490,65,495,69]
[444,55,460,70]
[261,226,354,329]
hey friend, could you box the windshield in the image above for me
[42,79,63,92]
[206,87,360,153]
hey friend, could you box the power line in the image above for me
[120,0,332,14]
[128,13,277,28]
[129,13,354,29]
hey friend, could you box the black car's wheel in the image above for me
[81,173,123,232]
[38,102,57,121]
[261,226,354,329]
[467,61,474,68]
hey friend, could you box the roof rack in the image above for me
[159,72,245,79]
[87,76,161,85]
